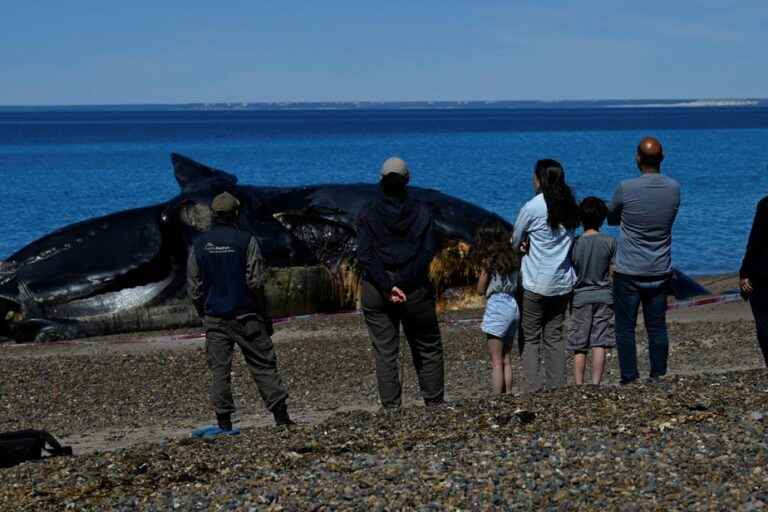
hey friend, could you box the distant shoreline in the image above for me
[0,98,766,112]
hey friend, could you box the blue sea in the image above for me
[1,107,768,275]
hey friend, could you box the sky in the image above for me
[1,0,766,105]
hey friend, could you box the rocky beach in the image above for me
[1,276,767,510]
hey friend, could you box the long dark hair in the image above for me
[473,222,521,277]
[534,159,580,230]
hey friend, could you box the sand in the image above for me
[1,273,767,510]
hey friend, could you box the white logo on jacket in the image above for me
[204,242,236,255]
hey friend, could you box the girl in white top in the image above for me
[511,159,579,392]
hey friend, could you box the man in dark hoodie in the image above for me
[740,195,768,367]
[187,192,293,437]
[357,157,445,409]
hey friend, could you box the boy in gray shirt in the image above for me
[568,197,616,385]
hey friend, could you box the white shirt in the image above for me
[511,193,576,297]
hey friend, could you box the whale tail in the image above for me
[670,268,711,299]
[171,153,238,194]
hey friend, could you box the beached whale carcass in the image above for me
[0,154,511,342]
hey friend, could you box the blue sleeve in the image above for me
[606,184,623,226]
[511,203,532,248]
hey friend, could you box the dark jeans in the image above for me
[205,315,289,415]
[613,273,670,383]
[360,280,444,408]
[519,290,570,392]
[748,286,768,367]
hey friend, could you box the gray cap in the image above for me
[211,192,240,214]
[380,156,410,178]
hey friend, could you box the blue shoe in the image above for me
[191,425,241,438]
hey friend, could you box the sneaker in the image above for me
[191,425,241,438]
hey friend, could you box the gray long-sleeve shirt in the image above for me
[607,173,680,277]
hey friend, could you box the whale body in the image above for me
[0,154,511,342]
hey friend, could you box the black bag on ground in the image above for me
[0,429,73,468]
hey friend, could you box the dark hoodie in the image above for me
[357,192,437,294]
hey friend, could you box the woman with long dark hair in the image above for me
[511,159,580,392]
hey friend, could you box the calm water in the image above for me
[1,108,768,275]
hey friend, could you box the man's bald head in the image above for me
[636,136,664,171]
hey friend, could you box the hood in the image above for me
[375,194,428,236]
[369,193,431,266]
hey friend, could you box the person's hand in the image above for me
[520,239,530,255]
[740,278,754,297]
[389,286,407,303]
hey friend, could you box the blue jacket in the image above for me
[187,224,265,318]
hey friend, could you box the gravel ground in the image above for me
[1,312,767,510]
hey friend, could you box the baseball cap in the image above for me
[380,157,410,178]
[211,192,240,214]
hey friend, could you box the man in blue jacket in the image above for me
[187,192,293,436]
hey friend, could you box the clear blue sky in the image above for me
[1,0,766,105]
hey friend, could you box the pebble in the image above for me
[0,316,767,509]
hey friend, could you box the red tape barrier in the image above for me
[18,291,736,346]
[665,292,742,311]
[448,292,745,325]
[174,292,746,340]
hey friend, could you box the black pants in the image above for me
[749,287,768,367]
[204,315,288,415]
[360,280,444,408]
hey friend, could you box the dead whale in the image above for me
[0,154,511,342]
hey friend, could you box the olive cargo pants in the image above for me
[204,315,288,415]
[520,290,570,393]
[361,280,445,408]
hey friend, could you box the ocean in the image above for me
[1,107,767,275]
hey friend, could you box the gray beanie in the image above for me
[380,157,410,178]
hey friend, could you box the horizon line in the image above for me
[1,96,766,109]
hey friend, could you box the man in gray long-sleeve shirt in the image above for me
[607,137,680,384]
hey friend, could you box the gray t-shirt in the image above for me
[486,271,519,298]
[607,173,680,277]
[571,233,616,306]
